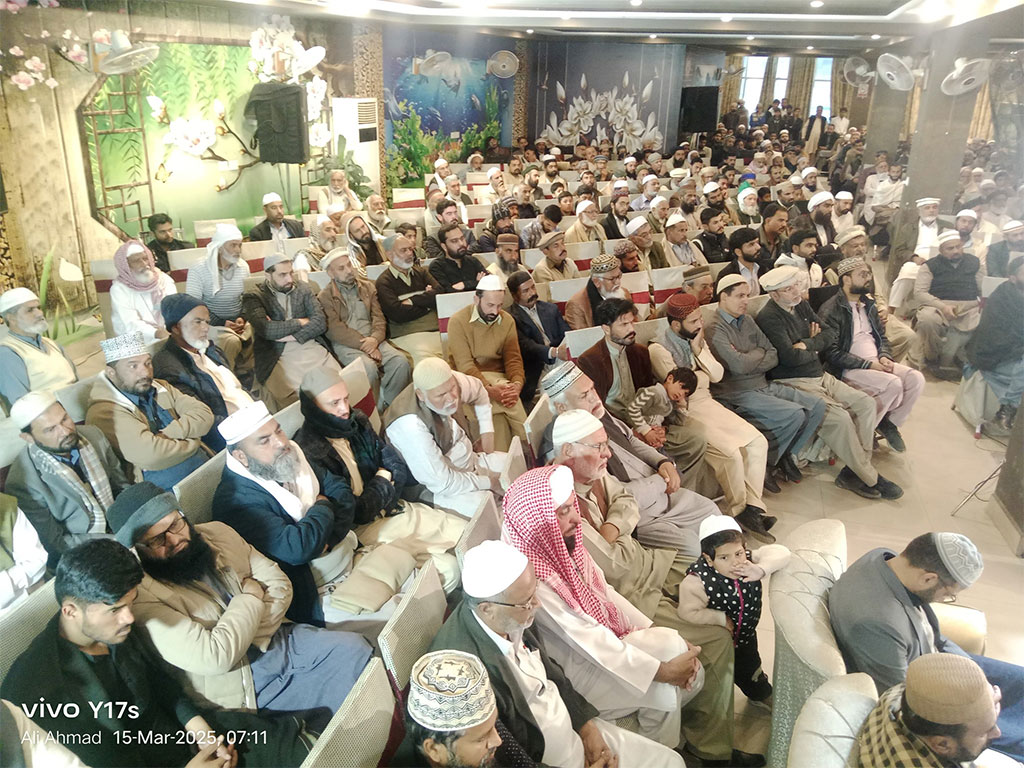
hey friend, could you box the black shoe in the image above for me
[993,404,1017,432]
[744,673,773,704]
[932,364,963,382]
[835,466,882,498]
[695,750,767,767]
[762,472,781,494]
[734,508,776,544]
[759,511,778,531]
[778,454,803,483]
[876,416,906,452]
[871,474,904,500]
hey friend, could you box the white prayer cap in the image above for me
[541,154,556,163]
[702,181,720,195]
[699,515,741,542]
[262,192,283,206]
[835,191,854,201]
[477,274,504,292]
[218,400,273,445]
[486,166,501,179]
[540,361,583,399]
[760,265,801,291]
[790,175,804,186]
[738,186,757,200]
[462,540,529,599]
[915,197,941,207]
[934,532,983,587]
[263,252,293,271]
[210,222,243,249]
[650,195,667,207]
[326,202,346,216]
[125,243,146,257]
[550,147,563,156]
[972,166,985,174]
[467,152,483,162]
[937,229,961,245]
[717,273,748,293]
[623,156,637,164]
[801,166,819,178]
[665,213,686,229]
[413,357,454,391]
[613,179,629,189]
[0,287,39,315]
[808,191,834,212]
[552,409,602,451]
[433,157,449,169]
[10,390,58,429]
[320,247,348,271]
[101,331,148,364]
[1002,219,1024,234]
[408,650,496,732]
[575,200,595,216]
[753,152,766,160]
[836,226,868,248]
[641,174,658,186]
[549,464,575,506]
[625,217,650,236]
[955,209,978,220]
[669,168,687,179]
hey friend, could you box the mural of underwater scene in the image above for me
[383,29,516,189]
[528,41,688,156]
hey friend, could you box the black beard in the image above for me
[355,233,375,247]
[138,525,219,585]
[812,212,830,226]
[709,200,726,211]
[850,285,871,295]
[677,324,699,340]
[496,225,514,235]
[681,202,696,214]
[564,535,576,553]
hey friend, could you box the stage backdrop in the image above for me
[383,29,517,188]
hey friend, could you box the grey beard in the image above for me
[499,260,519,275]
[247,450,299,484]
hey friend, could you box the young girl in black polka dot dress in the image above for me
[678,516,791,707]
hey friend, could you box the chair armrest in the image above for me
[932,602,987,656]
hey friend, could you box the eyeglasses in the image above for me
[488,592,538,611]
[573,440,610,453]
[140,512,187,549]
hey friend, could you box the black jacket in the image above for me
[424,227,478,261]
[152,339,235,451]
[984,241,1019,279]
[603,212,629,240]
[818,292,893,377]
[427,252,488,293]
[509,300,570,404]
[695,230,730,263]
[966,280,1024,372]
[755,298,835,380]
[146,237,193,273]
[248,217,304,241]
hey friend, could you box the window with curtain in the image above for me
[809,57,834,119]
[772,56,791,103]
[740,56,768,109]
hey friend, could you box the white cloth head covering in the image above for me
[955,209,978,220]
[835,191,854,201]
[612,179,629,189]
[669,167,687,179]
[552,409,602,451]
[1002,219,1024,233]
[326,202,346,216]
[462,540,529,599]
[790,174,804,186]
[0,287,39,315]
[699,515,741,542]
[801,166,818,178]
[937,229,961,245]
[408,650,497,732]
[10,390,58,429]
[836,226,868,248]
[541,154,556,163]
[808,191,834,212]
[477,274,504,292]
[486,166,501,179]
[434,157,449,169]
[623,156,637,164]
[205,222,244,294]
[737,186,757,200]
[262,192,282,206]
[575,200,595,215]
[641,174,658,186]
[218,400,273,445]
[760,265,801,291]
[549,464,575,506]
[934,532,983,587]
[717,273,748,293]
[413,357,454,391]
[625,217,650,236]
[665,213,686,229]
[101,331,148,364]
[916,197,941,207]
[650,195,667,207]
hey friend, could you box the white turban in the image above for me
[462,540,528,598]
[205,222,244,293]
[218,400,273,445]
[10,390,58,429]
[808,191,834,212]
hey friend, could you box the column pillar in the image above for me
[352,22,386,200]
[863,77,908,159]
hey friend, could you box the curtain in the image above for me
[968,81,994,141]
[787,56,816,117]
[758,57,778,113]
[720,54,744,116]
[831,58,856,117]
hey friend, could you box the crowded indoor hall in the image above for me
[0,0,1021,766]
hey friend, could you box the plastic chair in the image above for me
[0,580,56,686]
[172,451,226,525]
[377,561,447,692]
[455,494,502,566]
[56,375,98,424]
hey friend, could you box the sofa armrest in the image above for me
[932,602,987,656]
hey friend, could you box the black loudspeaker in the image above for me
[244,82,309,164]
[678,86,720,133]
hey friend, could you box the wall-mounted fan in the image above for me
[876,53,922,91]
[417,51,452,77]
[940,58,991,96]
[842,56,875,87]
[99,30,159,75]
[486,50,520,78]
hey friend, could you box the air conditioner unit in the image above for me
[330,97,381,193]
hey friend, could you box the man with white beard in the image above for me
[479,166,508,205]
[664,212,707,267]
[153,294,254,452]
[733,186,762,226]
[0,288,78,411]
[364,193,392,236]
[565,254,629,330]
[109,241,177,344]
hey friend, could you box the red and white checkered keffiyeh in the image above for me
[501,466,633,638]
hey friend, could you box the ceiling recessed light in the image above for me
[630,0,642,6]
[870,33,881,39]
[560,12,572,20]
[807,44,815,49]
[526,28,534,33]
[720,15,733,22]
[810,0,824,6]
[747,35,755,40]
[649,33,657,38]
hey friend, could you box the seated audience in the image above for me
[292,214,339,274]
[0,538,313,768]
[146,212,193,273]
[965,256,1024,435]
[344,211,386,268]
[242,252,342,409]
[106,481,371,730]
[887,197,942,284]
[317,169,363,213]
[383,358,506,518]
[757,203,791,267]
[986,220,1024,278]
[317,247,410,411]
[716,228,766,297]
[184,222,254,377]
[566,253,628,330]
[531,230,580,284]
[425,200,478,261]
[564,201,606,244]
[153,294,254,451]
[375,234,444,366]
[429,157,454,194]
[819,257,924,451]
[630,174,662,211]
[434,540,686,767]
[8,391,129,561]
[705,275,826,487]
[507,271,569,404]
[447,274,527,451]
[487,233,527,287]
[479,166,507,205]
[756,266,902,500]
[616,239,643,273]
[774,228,824,294]
[626,217,670,273]
[647,195,670,233]
[520,204,562,250]
[87,332,213,491]
[832,190,855,234]
[830,532,1023,761]
[0,287,78,412]
[364,193,391,235]
[110,240,177,344]
[0,491,47,613]
[249,192,304,244]
[695,208,731,263]
[429,222,488,293]
[664,212,706,267]
[474,203,516,254]
[603,185,633,240]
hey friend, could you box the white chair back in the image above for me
[274,400,304,438]
[603,238,626,254]
[0,580,56,687]
[169,247,207,272]
[547,277,589,312]
[522,248,544,271]
[366,264,389,281]
[563,326,604,360]
[621,271,651,307]
[56,374,98,424]
[455,494,502,566]
[284,237,312,257]
[436,291,476,337]
[524,394,554,465]
[172,451,226,525]
[307,271,331,290]
[635,317,668,346]
[194,218,238,246]
[651,266,685,306]
[377,561,447,691]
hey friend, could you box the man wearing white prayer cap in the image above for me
[240,249,342,408]
[663,212,706,267]
[7,388,130,560]
[630,174,661,211]
[886,195,943,284]
[317,168,363,215]
[184,221,254,376]
[402,650,503,767]
[86,331,214,491]
[984,219,1024,278]
[446,273,528,451]
[430,537,687,767]
[832,190,855,235]
[564,199,606,245]
[625,216,670,273]
[0,287,77,411]
[479,164,507,205]
[646,195,670,234]
[429,156,453,193]
[249,191,304,246]
[800,165,820,197]
[623,155,638,180]
[382,357,506,518]
[952,208,985,263]
[911,228,984,378]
